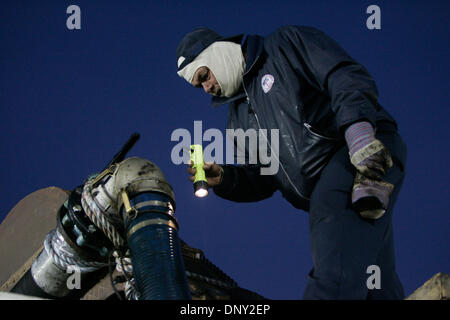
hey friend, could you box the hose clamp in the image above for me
[127,218,178,239]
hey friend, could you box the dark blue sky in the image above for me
[1,1,448,299]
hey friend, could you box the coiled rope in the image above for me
[44,229,107,273]
[81,179,125,248]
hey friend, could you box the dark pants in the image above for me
[303,128,407,300]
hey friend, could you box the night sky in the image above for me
[1,1,448,299]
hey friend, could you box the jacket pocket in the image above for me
[299,123,343,180]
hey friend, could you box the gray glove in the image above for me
[351,172,394,219]
[349,139,393,181]
[345,121,394,219]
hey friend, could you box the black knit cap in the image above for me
[176,27,243,71]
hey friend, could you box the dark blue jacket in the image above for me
[212,26,400,211]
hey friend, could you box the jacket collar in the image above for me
[211,34,264,107]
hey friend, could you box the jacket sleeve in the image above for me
[275,26,379,133]
[213,164,277,202]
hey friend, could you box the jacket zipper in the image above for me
[303,123,339,141]
[242,85,310,201]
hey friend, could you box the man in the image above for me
[176,26,407,299]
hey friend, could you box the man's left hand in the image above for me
[350,139,393,180]
[345,121,393,180]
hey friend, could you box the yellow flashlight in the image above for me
[190,145,208,198]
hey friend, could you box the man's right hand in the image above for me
[187,162,223,187]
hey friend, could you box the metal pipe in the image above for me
[10,156,190,300]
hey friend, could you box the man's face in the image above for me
[191,66,221,96]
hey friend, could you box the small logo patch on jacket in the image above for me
[261,74,275,93]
